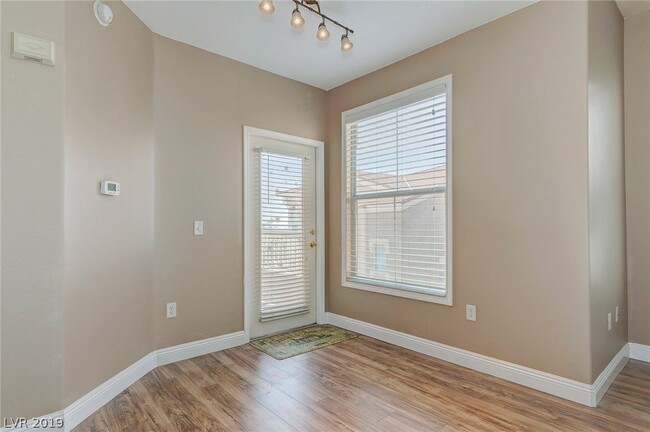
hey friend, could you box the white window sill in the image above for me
[342,280,453,306]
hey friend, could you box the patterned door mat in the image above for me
[250,325,359,360]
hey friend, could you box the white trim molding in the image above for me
[64,353,158,430]
[592,344,629,406]
[156,331,247,366]
[1,331,249,432]
[5,326,641,431]
[630,343,650,363]
[326,312,628,407]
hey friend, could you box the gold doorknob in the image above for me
[309,241,317,249]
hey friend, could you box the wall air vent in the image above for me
[11,32,55,67]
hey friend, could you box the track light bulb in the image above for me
[341,34,353,51]
[258,0,275,15]
[290,8,305,28]
[316,22,330,41]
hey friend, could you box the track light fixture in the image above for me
[258,0,354,51]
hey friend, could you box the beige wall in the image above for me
[0,0,639,419]
[152,35,326,349]
[587,0,627,381]
[326,0,594,383]
[625,9,650,346]
[1,1,66,419]
[62,0,154,405]
[1,0,325,417]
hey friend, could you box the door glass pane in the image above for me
[257,150,312,322]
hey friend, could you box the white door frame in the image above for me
[243,126,325,341]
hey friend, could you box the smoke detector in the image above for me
[93,0,113,27]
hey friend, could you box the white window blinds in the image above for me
[255,149,313,322]
[344,84,450,297]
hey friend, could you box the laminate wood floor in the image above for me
[74,336,650,431]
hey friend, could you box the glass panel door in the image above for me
[249,137,316,338]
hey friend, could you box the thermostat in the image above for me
[100,180,120,196]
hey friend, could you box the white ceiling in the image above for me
[124,1,536,90]
[616,0,650,18]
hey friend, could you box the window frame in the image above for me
[340,75,453,306]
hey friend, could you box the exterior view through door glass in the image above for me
[249,136,317,338]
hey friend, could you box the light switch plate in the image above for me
[193,221,204,236]
[466,304,477,322]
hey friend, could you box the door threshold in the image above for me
[251,322,318,341]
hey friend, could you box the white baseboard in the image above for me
[6,323,637,431]
[629,343,650,363]
[156,331,248,367]
[592,344,629,406]
[63,352,158,431]
[326,312,628,407]
[1,330,249,432]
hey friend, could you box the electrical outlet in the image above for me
[616,306,620,323]
[194,221,204,236]
[166,302,177,318]
[607,312,612,331]
[466,304,477,322]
